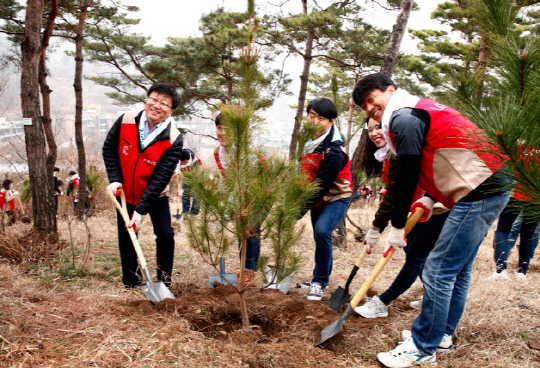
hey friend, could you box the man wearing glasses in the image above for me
[103,83,183,289]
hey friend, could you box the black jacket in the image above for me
[102,111,183,215]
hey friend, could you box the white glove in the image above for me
[128,211,142,233]
[107,182,123,196]
[410,196,435,223]
[386,226,406,250]
[364,227,381,254]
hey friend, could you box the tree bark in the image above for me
[74,0,89,219]
[39,0,58,176]
[380,0,413,78]
[332,217,348,249]
[344,75,358,153]
[21,0,57,235]
[288,0,314,160]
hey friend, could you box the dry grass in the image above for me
[0,200,539,367]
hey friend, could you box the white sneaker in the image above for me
[307,282,324,301]
[516,272,527,281]
[377,337,436,368]
[354,295,388,318]
[410,297,423,311]
[402,330,453,353]
[486,270,509,280]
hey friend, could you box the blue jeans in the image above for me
[310,197,351,287]
[181,183,200,215]
[494,198,540,274]
[411,191,510,355]
[239,225,261,271]
[379,211,450,306]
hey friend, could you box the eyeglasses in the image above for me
[146,96,172,109]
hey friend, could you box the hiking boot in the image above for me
[377,337,436,368]
[401,330,453,353]
[486,270,509,280]
[516,271,527,281]
[237,271,256,288]
[354,295,388,318]
[307,282,324,301]
[410,297,423,311]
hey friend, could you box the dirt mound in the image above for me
[114,283,404,365]
[0,229,65,264]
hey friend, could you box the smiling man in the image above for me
[352,73,510,368]
[298,98,353,301]
[103,83,183,289]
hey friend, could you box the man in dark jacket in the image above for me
[53,167,61,214]
[102,83,183,289]
[298,98,353,301]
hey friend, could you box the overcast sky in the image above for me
[130,0,451,51]
[127,0,452,102]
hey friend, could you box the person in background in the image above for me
[488,195,540,281]
[175,148,202,220]
[297,98,353,301]
[352,73,509,368]
[66,170,79,210]
[0,179,19,226]
[53,167,61,214]
[103,83,183,289]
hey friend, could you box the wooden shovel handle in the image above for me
[355,246,368,268]
[350,207,424,309]
[107,189,148,269]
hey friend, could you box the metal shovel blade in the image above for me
[327,286,351,312]
[140,266,175,302]
[319,304,354,345]
[263,265,294,295]
[209,257,237,288]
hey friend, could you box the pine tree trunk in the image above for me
[20,0,57,235]
[239,237,250,331]
[39,0,58,176]
[288,0,314,160]
[74,1,89,219]
[380,0,413,78]
[344,75,358,154]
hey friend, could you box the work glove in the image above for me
[364,227,381,254]
[386,226,406,250]
[410,196,435,223]
[128,211,142,233]
[107,182,123,196]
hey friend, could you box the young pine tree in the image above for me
[183,0,317,334]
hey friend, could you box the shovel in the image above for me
[173,175,182,221]
[209,257,237,288]
[319,207,424,345]
[107,189,175,303]
[263,264,294,295]
[327,245,368,312]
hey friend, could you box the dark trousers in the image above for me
[379,211,450,306]
[116,196,175,288]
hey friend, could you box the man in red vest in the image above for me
[298,98,353,301]
[352,73,510,368]
[103,83,183,289]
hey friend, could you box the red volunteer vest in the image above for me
[301,150,353,208]
[118,112,175,205]
[0,191,15,211]
[389,99,503,209]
